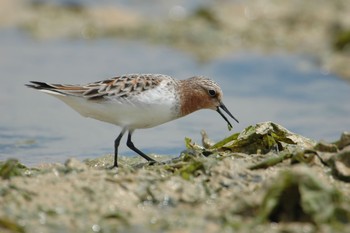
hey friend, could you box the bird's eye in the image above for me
[208,89,216,96]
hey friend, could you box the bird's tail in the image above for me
[25,81,86,96]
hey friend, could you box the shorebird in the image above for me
[26,74,239,167]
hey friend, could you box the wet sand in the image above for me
[1,122,349,233]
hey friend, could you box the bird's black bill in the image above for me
[216,103,239,129]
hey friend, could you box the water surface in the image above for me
[1,29,349,166]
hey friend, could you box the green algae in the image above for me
[0,217,25,233]
[212,122,315,155]
[248,151,293,170]
[177,158,205,180]
[258,166,349,225]
[210,132,239,149]
[333,29,350,51]
[0,159,27,179]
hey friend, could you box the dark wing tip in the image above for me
[25,81,54,90]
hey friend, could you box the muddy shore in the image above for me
[1,122,349,233]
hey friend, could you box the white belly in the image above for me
[55,83,179,129]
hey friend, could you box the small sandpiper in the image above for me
[26,74,239,167]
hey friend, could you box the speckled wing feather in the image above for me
[27,74,165,100]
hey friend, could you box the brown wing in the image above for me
[26,74,166,100]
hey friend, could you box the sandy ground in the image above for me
[1,122,349,233]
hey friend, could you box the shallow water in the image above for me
[1,29,350,166]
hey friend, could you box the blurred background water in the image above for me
[1,0,350,166]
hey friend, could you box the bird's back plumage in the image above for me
[26,74,179,129]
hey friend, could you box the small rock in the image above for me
[314,141,338,152]
[335,132,350,150]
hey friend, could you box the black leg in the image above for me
[113,128,126,167]
[126,130,156,162]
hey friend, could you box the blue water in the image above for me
[1,29,350,166]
